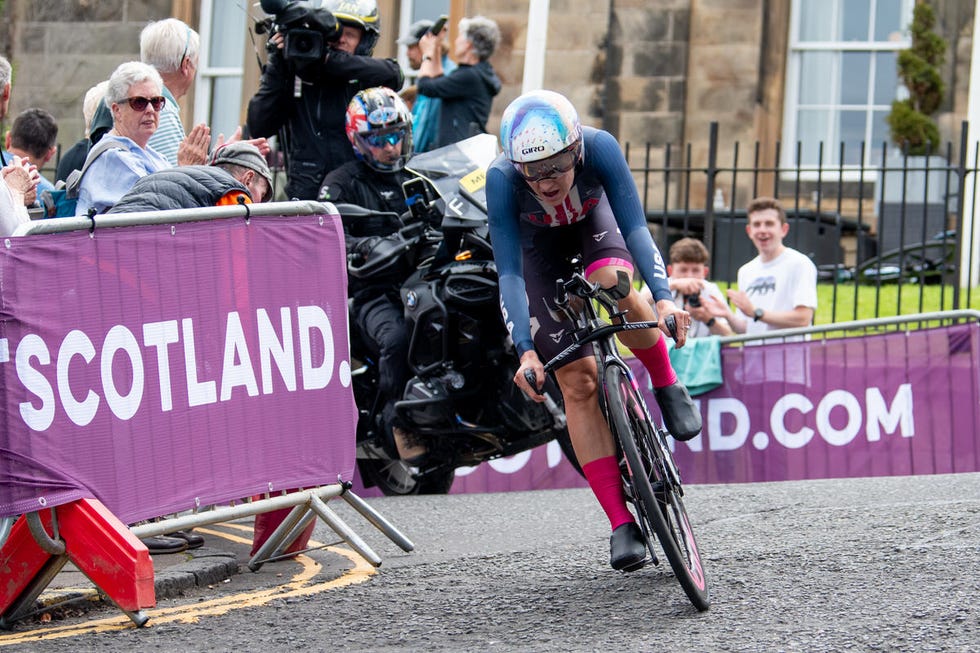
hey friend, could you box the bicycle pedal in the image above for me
[619,558,647,573]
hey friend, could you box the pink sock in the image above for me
[581,456,634,530]
[630,337,678,389]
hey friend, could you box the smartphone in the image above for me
[429,15,448,35]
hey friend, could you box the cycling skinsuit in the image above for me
[487,126,672,363]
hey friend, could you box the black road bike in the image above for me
[531,262,710,611]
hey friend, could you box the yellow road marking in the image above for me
[0,527,376,645]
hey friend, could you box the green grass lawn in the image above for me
[713,281,980,327]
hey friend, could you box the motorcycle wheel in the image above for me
[360,457,456,496]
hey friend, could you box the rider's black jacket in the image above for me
[246,48,402,201]
[320,158,415,302]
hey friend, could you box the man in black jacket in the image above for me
[246,0,402,201]
[108,142,274,213]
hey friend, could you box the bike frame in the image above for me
[539,265,709,611]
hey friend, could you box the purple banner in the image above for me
[353,323,980,494]
[0,213,357,523]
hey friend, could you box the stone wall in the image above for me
[0,0,175,146]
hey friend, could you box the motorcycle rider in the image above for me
[320,87,425,462]
[486,90,702,572]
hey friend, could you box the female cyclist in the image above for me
[486,90,702,572]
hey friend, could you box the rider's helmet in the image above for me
[322,0,381,56]
[499,89,583,181]
[345,86,414,172]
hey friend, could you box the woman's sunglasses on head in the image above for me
[125,96,166,112]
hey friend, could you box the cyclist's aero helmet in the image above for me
[346,86,413,172]
[500,90,583,167]
[322,0,381,55]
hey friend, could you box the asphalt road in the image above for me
[2,472,977,652]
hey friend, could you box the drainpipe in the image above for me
[961,3,980,287]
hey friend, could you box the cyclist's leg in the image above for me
[520,223,645,568]
[579,202,701,439]
[555,359,646,570]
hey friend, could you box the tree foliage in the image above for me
[886,2,947,155]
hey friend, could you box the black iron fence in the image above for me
[42,121,980,324]
[624,121,979,323]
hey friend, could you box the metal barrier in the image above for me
[716,309,980,345]
[0,202,412,628]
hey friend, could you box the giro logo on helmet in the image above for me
[521,146,546,155]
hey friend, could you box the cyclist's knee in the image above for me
[556,360,599,403]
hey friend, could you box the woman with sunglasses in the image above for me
[75,61,172,215]
[486,90,701,572]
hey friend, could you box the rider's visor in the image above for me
[363,128,406,149]
[514,142,581,182]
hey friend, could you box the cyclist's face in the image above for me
[527,168,574,206]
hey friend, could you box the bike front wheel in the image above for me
[604,363,710,611]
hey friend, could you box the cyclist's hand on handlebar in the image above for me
[516,351,546,402]
[656,299,690,348]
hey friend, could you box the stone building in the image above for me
[0,0,975,218]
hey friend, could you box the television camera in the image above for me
[256,0,341,65]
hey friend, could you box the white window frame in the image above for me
[193,0,248,143]
[781,0,913,181]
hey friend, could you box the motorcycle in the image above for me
[343,134,578,495]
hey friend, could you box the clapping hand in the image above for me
[2,155,41,206]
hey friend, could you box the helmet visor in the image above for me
[514,142,581,182]
[363,128,407,148]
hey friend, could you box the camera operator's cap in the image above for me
[208,142,274,202]
[397,19,433,46]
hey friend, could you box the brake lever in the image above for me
[523,368,541,393]
[664,314,679,341]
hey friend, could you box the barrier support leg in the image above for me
[0,499,154,629]
[0,532,69,629]
[247,503,310,572]
[308,494,382,567]
[341,489,415,552]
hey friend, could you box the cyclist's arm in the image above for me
[588,129,671,303]
[487,164,535,357]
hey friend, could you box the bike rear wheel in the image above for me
[604,364,710,611]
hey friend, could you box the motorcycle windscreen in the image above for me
[405,133,499,221]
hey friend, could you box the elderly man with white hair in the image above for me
[87,18,210,167]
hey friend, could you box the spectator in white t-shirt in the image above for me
[705,196,817,341]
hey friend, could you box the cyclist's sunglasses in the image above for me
[363,129,405,148]
[125,96,166,112]
[514,143,581,182]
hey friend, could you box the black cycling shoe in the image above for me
[610,522,647,572]
[655,381,702,441]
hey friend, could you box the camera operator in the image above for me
[246,0,403,200]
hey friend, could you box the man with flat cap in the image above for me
[398,18,455,153]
